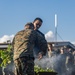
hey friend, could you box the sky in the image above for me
[0,0,75,43]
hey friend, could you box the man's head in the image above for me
[25,22,34,29]
[33,17,43,30]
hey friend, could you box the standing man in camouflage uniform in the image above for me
[32,17,48,59]
[12,22,47,75]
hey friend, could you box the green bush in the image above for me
[34,65,55,73]
[0,45,56,74]
[0,45,13,67]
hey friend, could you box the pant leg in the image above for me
[14,59,22,75]
[26,58,34,75]
[14,57,34,75]
[21,57,34,75]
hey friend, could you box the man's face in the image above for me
[33,20,42,30]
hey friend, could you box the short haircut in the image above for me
[25,22,34,29]
[33,17,43,23]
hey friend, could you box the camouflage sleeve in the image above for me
[36,32,48,56]
[11,30,23,52]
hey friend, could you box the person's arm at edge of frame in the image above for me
[37,34,48,60]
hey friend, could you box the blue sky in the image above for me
[0,0,75,43]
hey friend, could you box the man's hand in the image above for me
[38,53,43,60]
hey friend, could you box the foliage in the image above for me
[0,45,56,74]
[34,65,55,73]
[0,45,13,67]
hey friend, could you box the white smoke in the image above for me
[34,54,74,75]
[45,31,54,42]
[0,35,14,43]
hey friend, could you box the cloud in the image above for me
[45,31,54,42]
[0,31,54,43]
[0,35,14,43]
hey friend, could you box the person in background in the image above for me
[65,48,74,75]
[47,44,54,57]
[55,47,67,75]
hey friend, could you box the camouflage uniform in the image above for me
[12,29,47,75]
[34,30,47,57]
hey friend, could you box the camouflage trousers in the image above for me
[14,57,34,75]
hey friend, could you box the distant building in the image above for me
[0,41,75,50]
[0,43,11,50]
[48,41,75,50]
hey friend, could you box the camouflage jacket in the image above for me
[34,30,48,56]
[12,29,47,60]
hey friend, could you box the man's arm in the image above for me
[36,32,48,59]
